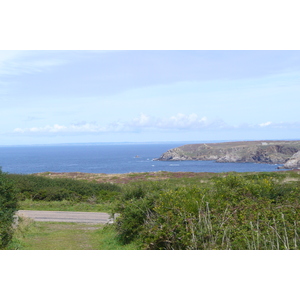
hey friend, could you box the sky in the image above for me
[1,50,300,145]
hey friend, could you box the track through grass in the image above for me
[13,217,140,250]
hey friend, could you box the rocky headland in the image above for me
[155,140,300,169]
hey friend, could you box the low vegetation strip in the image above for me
[33,171,216,184]
[2,169,300,250]
[6,173,122,213]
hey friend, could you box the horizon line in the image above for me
[1,138,300,147]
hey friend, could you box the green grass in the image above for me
[94,225,141,250]
[20,222,103,250]
[9,216,141,250]
[19,199,113,213]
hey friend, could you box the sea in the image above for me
[0,142,284,175]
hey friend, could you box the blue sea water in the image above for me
[0,143,283,174]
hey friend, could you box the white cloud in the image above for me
[13,122,126,135]
[13,113,227,135]
[131,113,152,127]
[130,113,226,130]
[259,121,272,127]
[257,121,300,129]
[158,113,207,129]
[14,114,300,136]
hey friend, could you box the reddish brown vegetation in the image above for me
[34,171,216,184]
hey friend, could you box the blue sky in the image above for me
[1,50,300,145]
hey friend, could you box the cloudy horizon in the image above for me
[1,50,300,145]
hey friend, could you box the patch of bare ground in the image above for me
[34,171,216,184]
[281,177,300,183]
[285,169,300,175]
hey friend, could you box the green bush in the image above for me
[114,182,167,244]
[6,174,121,204]
[114,174,300,250]
[0,170,18,249]
[32,187,79,202]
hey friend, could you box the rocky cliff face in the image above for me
[283,151,300,169]
[156,140,300,168]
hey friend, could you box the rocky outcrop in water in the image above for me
[155,140,300,168]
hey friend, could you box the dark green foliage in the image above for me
[6,174,121,203]
[33,187,79,202]
[115,197,154,244]
[114,173,300,250]
[114,182,167,244]
[0,170,18,249]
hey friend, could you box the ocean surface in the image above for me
[0,143,284,174]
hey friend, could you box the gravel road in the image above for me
[17,210,112,224]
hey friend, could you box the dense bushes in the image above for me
[0,170,18,249]
[114,182,167,244]
[114,173,300,250]
[6,174,121,203]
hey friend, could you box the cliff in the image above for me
[282,151,300,169]
[155,140,300,168]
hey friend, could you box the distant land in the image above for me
[155,140,300,169]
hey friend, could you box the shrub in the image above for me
[7,174,122,203]
[114,174,300,250]
[0,170,18,249]
[114,182,167,244]
[32,187,79,202]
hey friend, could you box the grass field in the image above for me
[10,216,140,250]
